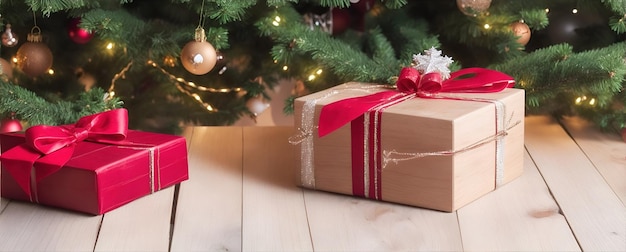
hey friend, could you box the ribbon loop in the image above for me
[0,108,130,198]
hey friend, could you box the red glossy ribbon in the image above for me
[0,109,129,198]
[318,67,515,137]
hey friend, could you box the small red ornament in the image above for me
[331,8,352,35]
[67,18,94,44]
[1,117,22,133]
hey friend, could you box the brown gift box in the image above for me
[293,82,525,212]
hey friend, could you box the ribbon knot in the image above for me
[0,109,130,198]
[73,127,90,143]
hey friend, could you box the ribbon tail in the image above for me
[318,91,399,137]
[442,68,515,93]
[0,145,42,197]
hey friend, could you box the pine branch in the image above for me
[0,80,122,126]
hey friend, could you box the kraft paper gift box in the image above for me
[0,109,188,215]
[292,79,525,212]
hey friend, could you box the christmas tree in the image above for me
[0,0,624,134]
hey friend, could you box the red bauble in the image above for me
[331,8,352,35]
[67,18,94,44]
[0,118,22,133]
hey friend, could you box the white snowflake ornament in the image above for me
[412,47,454,80]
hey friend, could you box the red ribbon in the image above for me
[318,67,515,137]
[0,109,129,198]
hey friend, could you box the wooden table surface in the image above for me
[0,115,625,251]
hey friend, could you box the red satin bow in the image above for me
[0,109,129,197]
[318,67,515,137]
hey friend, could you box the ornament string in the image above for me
[198,0,206,29]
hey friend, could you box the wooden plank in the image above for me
[0,202,101,251]
[561,116,626,205]
[170,127,244,252]
[304,190,462,251]
[524,115,626,251]
[94,187,175,252]
[241,127,313,251]
[457,152,581,251]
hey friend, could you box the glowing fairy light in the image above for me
[316,69,323,75]
[106,42,114,50]
[588,98,596,106]
[572,9,578,14]
[575,96,586,104]
[282,65,288,71]
[483,23,491,29]
[47,69,54,75]
[272,16,281,26]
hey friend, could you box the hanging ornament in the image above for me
[67,18,94,44]
[2,24,18,47]
[0,57,13,78]
[180,27,217,75]
[456,0,492,17]
[1,115,22,133]
[16,26,53,77]
[246,96,270,118]
[510,21,531,46]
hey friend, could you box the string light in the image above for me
[483,23,491,29]
[575,95,597,106]
[148,60,243,93]
[272,16,281,26]
[147,60,247,112]
[107,61,133,99]
[306,67,324,81]
[572,9,578,14]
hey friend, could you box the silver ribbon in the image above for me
[119,145,160,193]
[289,84,390,188]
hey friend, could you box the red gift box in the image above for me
[0,109,188,215]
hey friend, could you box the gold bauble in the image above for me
[16,29,53,78]
[457,0,492,16]
[180,40,217,75]
[510,21,531,46]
